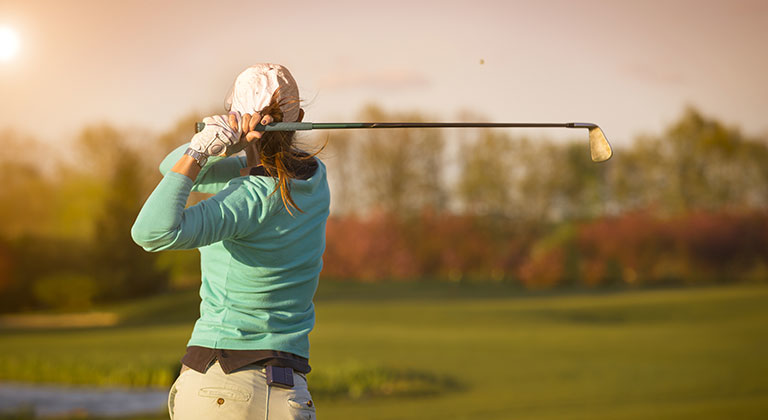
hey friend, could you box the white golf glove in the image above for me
[189,113,242,157]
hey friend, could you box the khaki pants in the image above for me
[168,362,316,420]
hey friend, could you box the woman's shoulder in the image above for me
[223,157,327,197]
[226,171,276,193]
[241,157,326,182]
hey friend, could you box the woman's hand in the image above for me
[219,112,273,157]
[189,112,242,157]
[241,112,274,142]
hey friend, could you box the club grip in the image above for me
[195,122,313,133]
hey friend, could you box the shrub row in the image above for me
[323,210,768,288]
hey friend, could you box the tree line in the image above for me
[319,106,768,286]
[0,106,766,312]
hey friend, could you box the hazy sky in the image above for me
[1,0,766,147]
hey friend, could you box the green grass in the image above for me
[2,282,768,419]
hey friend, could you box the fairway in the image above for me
[2,283,768,419]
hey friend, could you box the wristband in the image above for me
[184,147,208,168]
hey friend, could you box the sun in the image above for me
[0,26,20,62]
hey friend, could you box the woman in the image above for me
[132,64,328,419]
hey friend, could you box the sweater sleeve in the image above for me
[159,143,247,194]
[131,171,262,252]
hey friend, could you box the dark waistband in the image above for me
[181,346,310,375]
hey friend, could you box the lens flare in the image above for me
[0,26,20,61]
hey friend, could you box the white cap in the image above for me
[225,63,300,122]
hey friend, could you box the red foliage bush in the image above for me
[323,212,419,281]
[0,240,11,293]
[322,211,530,282]
[517,247,564,289]
[577,210,768,286]
[323,210,768,287]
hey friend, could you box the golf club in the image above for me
[196,121,613,162]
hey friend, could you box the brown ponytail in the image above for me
[257,91,324,216]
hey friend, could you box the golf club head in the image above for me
[567,123,613,162]
[589,127,612,162]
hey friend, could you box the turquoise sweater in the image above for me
[131,144,330,358]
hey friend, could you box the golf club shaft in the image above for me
[194,120,612,162]
[196,121,598,133]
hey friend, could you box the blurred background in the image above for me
[1,0,767,419]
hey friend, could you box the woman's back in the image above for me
[190,160,330,356]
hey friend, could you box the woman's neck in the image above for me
[245,143,261,167]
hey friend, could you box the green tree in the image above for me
[322,105,448,215]
[0,129,57,238]
[550,142,610,220]
[612,107,768,214]
[76,124,169,300]
[456,130,516,216]
[358,105,447,214]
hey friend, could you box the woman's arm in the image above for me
[131,160,265,252]
[131,111,281,251]
[171,154,202,181]
[159,143,247,193]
